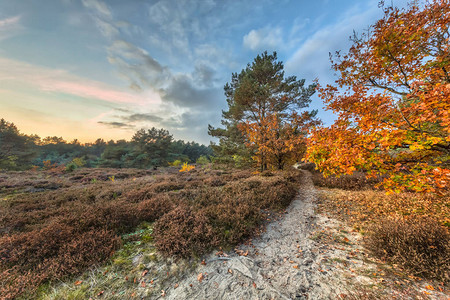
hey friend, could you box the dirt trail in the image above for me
[161,171,354,299]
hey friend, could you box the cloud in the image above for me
[285,4,380,84]
[0,15,22,41]
[284,3,383,125]
[95,18,119,38]
[0,57,160,105]
[97,121,133,129]
[81,0,111,18]
[79,0,244,143]
[243,26,283,51]
[0,15,20,27]
[107,40,169,91]
[193,63,216,88]
[160,74,221,109]
[125,113,163,123]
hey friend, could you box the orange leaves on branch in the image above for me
[239,111,320,170]
[306,0,450,194]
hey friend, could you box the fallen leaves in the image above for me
[74,280,83,286]
[235,248,249,256]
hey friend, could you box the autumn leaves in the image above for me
[305,0,450,194]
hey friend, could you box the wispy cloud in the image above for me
[98,121,133,129]
[0,15,22,41]
[81,0,111,18]
[0,57,160,105]
[243,26,283,51]
[284,3,382,126]
[82,0,225,137]
[285,4,380,83]
[0,15,20,27]
[125,113,163,123]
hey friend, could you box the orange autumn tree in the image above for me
[306,0,450,194]
[215,51,318,171]
[239,111,320,170]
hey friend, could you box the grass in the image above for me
[0,167,302,299]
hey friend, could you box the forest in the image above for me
[0,120,212,171]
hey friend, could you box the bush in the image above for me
[170,160,182,167]
[365,217,450,283]
[137,194,174,222]
[311,171,383,190]
[65,163,77,173]
[196,155,210,166]
[153,207,218,258]
[0,224,121,299]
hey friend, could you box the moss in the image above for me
[112,256,130,266]
[65,287,89,300]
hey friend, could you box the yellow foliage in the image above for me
[179,162,195,172]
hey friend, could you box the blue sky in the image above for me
[0,0,408,144]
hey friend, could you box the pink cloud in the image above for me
[40,80,150,105]
[0,57,160,105]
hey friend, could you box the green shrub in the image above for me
[196,155,210,166]
[65,163,77,173]
[232,154,252,168]
[170,160,182,167]
[71,157,86,168]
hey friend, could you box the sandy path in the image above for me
[161,170,350,299]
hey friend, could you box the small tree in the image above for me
[131,128,173,167]
[306,0,450,194]
[0,119,37,170]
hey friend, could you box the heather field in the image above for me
[0,167,301,299]
[312,172,450,286]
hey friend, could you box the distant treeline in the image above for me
[0,119,212,171]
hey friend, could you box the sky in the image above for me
[0,0,409,144]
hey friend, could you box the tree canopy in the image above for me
[0,119,211,171]
[306,0,450,194]
[210,51,319,170]
[0,119,37,170]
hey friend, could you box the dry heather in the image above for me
[317,175,450,284]
[0,167,302,299]
[310,171,384,191]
